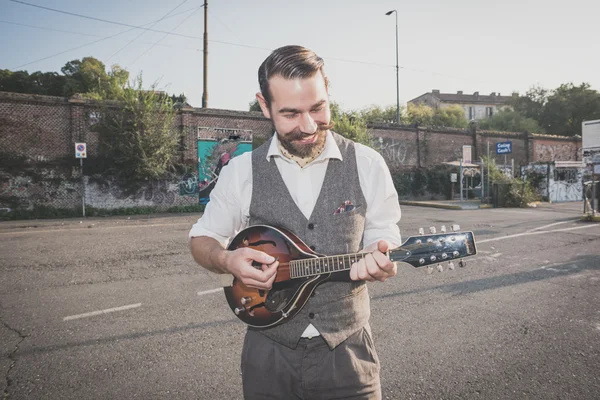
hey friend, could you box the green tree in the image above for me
[511,83,600,136]
[406,103,434,126]
[93,74,181,185]
[511,85,548,124]
[1,57,131,99]
[540,83,600,136]
[0,70,67,96]
[432,105,469,129]
[478,108,542,133]
[330,102,372,146]
[249,99,262,112]
[357,104,398,124]
[62,57,129,99]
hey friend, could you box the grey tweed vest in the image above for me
[249,132,370,350]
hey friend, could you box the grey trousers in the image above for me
[241,324,381,400]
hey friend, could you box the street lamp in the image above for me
[385,10,400,124]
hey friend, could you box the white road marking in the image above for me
[0,222,191,236]
[528,220,573,232]
[477,224,600,244]
[63,303,141,321]
[197,288,223,296]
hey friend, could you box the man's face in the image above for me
[257,72,331,158]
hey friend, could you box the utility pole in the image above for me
[385,10,400,124]
[202,0,208,108]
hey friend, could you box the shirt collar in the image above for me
[266,131,343,164]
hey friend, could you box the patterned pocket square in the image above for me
[333,200,356,215]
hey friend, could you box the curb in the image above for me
[399,201,463,210]
[399,201,495,210]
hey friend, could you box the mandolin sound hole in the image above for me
[265,280,303,312]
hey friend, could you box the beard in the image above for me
[277,122,334,159]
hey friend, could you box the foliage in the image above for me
[391,165,455,200]
[357,104,399,124]
[404,104,468,129]
[482,156,541,207]
[511,83,600,136]
[92,74,181,188]
[431,105,469,129]
[405,103,434,126]
[329,102,373,146]
[1,57,130,99]
[249,99,262,112]
[504,180,540,207]
[1,57,186,103]
[478,108,542,133]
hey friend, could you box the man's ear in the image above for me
[256,93,271,119]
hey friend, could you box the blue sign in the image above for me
[496,141,512,154]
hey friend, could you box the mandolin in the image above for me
[223,224,477,328]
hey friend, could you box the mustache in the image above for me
[288,122,335,141]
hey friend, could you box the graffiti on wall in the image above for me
[376,138,409,170]
[551,168,583,202]
[521,163,583,202]
[535,143,577,162]
[177,135,253,204]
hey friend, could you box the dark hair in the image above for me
[258,45,329,107]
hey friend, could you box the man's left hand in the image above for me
[349,240,397,282]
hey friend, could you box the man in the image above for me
[189,45,401,400]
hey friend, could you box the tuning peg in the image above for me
[451,224,461,232]
[429,226,436,234]
[436,263,443,272]
[448,261,455,270]
[440,225,447,233]
[418,227,425,235]
[459,259,466,268]
[427,266,434,274]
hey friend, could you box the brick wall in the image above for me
[0,92,583,211]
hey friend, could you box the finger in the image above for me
[241,262,275,283]
[365,253,386,281]
[357,260,376,282]
[372,251,395,274]
[349,263,359,281]
[244,278,273,290]
[264,268,278,289]
[261,261,279,278]
[244,248,275,265]
[377,240,390,253]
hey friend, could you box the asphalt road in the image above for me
[1,202,599,400]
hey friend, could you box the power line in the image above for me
[8,6,203,70]
[6,0,478,83]
[0,19,202,52]
[128,6,202,66]
[107,0,189,62]
[8,0,203,40]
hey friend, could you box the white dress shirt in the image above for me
[189,131,402,337]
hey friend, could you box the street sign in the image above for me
[496,141,512,154]
[462,145,472,164]
[75,143,87,158]
[450,173,457,183]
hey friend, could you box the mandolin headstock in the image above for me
[389,225,477,272]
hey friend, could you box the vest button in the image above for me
[310,245,316,251]
[308,223,314,230]
[309,312,315,319]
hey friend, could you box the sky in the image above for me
[1,0,599,112]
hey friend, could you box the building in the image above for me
[408,90,516,121]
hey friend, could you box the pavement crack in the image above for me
[1,311,27,399]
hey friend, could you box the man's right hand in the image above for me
[224,247,279,290]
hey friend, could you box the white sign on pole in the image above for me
[583,120,600,151]
[462,145,472,164]
[75,143,87,158]
[450,173,457,183]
